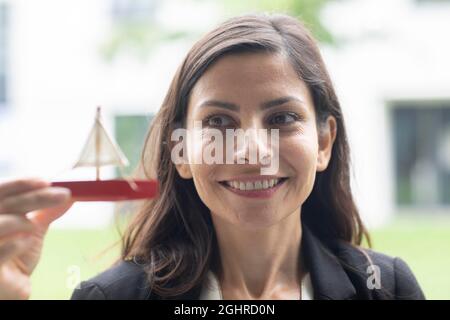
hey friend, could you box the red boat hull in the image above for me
[51,179,158,201]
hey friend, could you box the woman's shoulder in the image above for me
[70,259,153,300]
[302,225,425,299]
[335,241,425,299]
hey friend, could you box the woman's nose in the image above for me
[234,126,273,165]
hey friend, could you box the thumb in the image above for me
[27,200,75,229]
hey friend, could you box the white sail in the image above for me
[73,107,129,169]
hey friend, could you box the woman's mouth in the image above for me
[218,177,288,199]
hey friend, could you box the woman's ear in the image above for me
[176,162,193,179]
[170,135,193,179]
[317,115,337,172]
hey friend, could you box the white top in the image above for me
[199,271,314,300]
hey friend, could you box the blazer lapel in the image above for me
[302,225,357,300]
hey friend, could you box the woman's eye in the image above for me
[205,115,234,127]
[269,112,299,125]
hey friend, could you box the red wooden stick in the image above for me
[51,179,158,201]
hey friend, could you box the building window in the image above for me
[114,114,153,177]
[0,3,9,106]
[392,103,450,208]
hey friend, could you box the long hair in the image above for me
[121,12,371,298]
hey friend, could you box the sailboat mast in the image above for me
[95,106,101,180]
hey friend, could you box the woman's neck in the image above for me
[211,210,303,299]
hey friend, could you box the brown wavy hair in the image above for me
[121,12,371,298]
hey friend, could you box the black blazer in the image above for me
[71,225,425,300]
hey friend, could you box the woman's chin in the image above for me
[230,211,284,230]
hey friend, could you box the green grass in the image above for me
[30,226,122,300]
[29,216,450,299]
[370,215,450,300]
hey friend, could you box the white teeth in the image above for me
[224,178,284,191]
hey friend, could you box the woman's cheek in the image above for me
[281,130,318,168]
[280,134,319,195]
[190,162,224,210]
[186,129,226,165]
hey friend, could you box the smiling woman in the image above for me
[70,12,424,300]
[0,12,425,301]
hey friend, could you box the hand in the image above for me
[0,178,73,299]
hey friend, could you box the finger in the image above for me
[0,230,33,248]
[0,178,49,199]
[27,199,75,228]
[0,214,35,241]
[0,187,71,214]
[0,237,31,265]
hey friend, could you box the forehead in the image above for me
[189,52,312,108]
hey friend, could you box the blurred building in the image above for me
[0,0,448,228]
[321,0,450,227]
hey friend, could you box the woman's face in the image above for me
[177,52,335,230]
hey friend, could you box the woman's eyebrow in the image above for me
[198,96,304,111]
[261,96,305,110]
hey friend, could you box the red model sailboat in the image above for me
[51,107,158,201]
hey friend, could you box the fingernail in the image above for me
[27,178,50,188]
[50,187,72,198]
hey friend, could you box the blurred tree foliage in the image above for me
[101,0,337,61]
[223,0,336,44]
[101,21,191,62]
